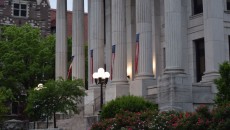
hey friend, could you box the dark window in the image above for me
[195,38,205,82]
[51,27,56,34]
[13,10,19,16]
[21,10,27,17]
[21,4,26,9]
[14,3,19,9]
[13,3,27,17]
[192,0,203,15]
[227,0,230,10]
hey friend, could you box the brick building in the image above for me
[50,9,88,43]
[0,0,88,41]
[0,0,51,36]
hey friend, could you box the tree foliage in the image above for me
[214,61,230,106]
[0,87,14,119]
[0,24,55,95]
[26,79,86,126]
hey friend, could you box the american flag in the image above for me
[67,56,74,79]
[111,45,116,80]
[90,49,93,83]
[135,34,140,74]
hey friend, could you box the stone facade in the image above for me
[0,0,51,36]
[55,0,230,114]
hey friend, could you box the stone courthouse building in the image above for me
[55,0,230,114]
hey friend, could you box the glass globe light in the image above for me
[93,72,99,79]
[104,72,110,78]
[98,68,105,78]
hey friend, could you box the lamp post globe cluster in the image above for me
[93,68,110,109]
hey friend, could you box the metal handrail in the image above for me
[78,95,103,116]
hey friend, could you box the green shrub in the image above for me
[92,104,230,130]
[210,103,230,130]
[100,95,158,119]
[214,61,230,106]
[91,110,158,130]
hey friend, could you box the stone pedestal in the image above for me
[158,73,193,112]
[105,84,129,102]
[130,79,156,97]
[85,115,99,130]
[84,87,100,116]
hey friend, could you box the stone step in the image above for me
[56,112,85,130]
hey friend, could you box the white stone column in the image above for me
[55,0,67,79]
[89,0,104,85]
[72,0,85,80]
[111,0,128,84]
[106,0,129,102]
[202,0,225,83]
[164,0,183,73]
[158,0,193,112]
[135,0,154,79]
[152,0,161,77]
[130,0,156,97]
[126,0,136,81]
[105,0,112,82]
[87,0,91,86]
[85,0,104,116]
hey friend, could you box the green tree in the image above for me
[215,61,230,106]
[0,25,55,94]
[0,87,14,123]
[26,79,85,128]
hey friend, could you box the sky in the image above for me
[49,0,88,12]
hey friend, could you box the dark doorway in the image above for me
[195,38,205,82]
[227,0,230,10]
[192,0,203,15]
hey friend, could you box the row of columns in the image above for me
[55,0,85,80]
[54,0,186,85]
[89,0,154,86]
[163,0,225,83]
[55,0,225,85]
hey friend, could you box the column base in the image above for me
[164,68,184,74]
[201,71,220,85]
[105,84,129,103]
[158,73,193,112]
[111,80,128,85]
[130,79,156,97]
[84,87,101,116]
[135,73,154,80]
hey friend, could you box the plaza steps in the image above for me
[56,111,85,130]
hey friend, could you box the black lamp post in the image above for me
[93,68,110,109]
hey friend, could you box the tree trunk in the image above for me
[53,112,56,128]
[47,115,49,128]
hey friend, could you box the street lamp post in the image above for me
[93,68,110,109]
[34,83,46,129]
